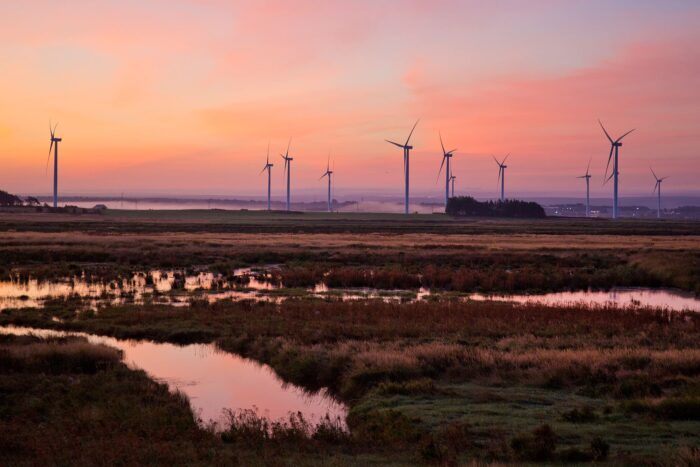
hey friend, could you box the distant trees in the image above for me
[24,196,40,206]
[446,196,546,218]
[0,190,23,206]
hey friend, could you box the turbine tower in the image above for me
[437,132,457,208]
[386,119,419,215]
[494,154,509,202]
[260,143,274,211]
[319,154,333,213]
[46,122,61,208]
[450,174,456,198]
[280,139,293,211]
[577,159,592,217]
[650,167,668,219]
[599,120,635,219]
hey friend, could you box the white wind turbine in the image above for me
[577,159,592,217]
[46,122,62,208]
[599,120,635,219]
[260,143,274,211]
[437,132,457,208]
[450,174,456,198]
[280,139,293,211]
[386,119,419,215]
[493,154,509,202]
[319,153,333,213]
[650,167,668,219]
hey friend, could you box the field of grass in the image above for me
[1,216,699,294]
[0,211,699,464]
[3,298,700,464]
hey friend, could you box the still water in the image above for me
[468,288,700,312]
[0,325,347,427]
[0,268,698,312]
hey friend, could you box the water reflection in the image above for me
[1,269,698,312]
[468,288,700,312]
[0,325,347,427]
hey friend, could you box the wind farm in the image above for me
[0,2,699,466]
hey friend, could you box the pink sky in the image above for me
[0,0,698,198]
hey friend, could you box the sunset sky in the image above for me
[0,0,698,199]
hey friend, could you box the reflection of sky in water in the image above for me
[0,326,346,428]
[0,270,698,312]
[469,288,700,312]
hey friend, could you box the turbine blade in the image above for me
[603,145,614,183]
[448,149,457,155]
[405,118,420,146]
[45,140,54,174]
[616,128,635,143]
[650,166,658,181]
[386,139,404,149]
[439,131,445,155]
[503,153,510,164]
[285,138,291,157]
[598,119,614,143]
[437,155,446,181]
[266,142,270,164]
[586,157,591,176]
[492,155,500,166]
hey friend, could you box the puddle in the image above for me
[468,288,700,312]
[0,325,347,428]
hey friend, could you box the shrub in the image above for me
[510,424,557,462]
[562,406,598,423]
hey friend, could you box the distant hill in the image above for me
[447,196,546,218]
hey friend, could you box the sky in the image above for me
[0,0,699,199]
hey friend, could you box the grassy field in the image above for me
[1,210,699,465]
[2,298,700,464]
[1,211,699,293]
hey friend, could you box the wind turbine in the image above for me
[46,122,61,208]
[319,153,333,213]
[280,139,293,211]
[599,120,635,219]
[386,119,419,215]
[437,132,457,207]
[650,167,668,219]
[493,154,509,202]
[577,159,592,217]
[260,143,273,211]
[450,174,456,198]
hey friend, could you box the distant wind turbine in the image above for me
[46,122,62,208]
[386,119,419,215]
[650,167,668,219]
[599,120,635,219]
[260,142,273,211]
[450,174,456,198]
[577,159,592,217]
[437,132,457,208]
[280,139,293,211]
[493,154,509,202]
[319,153,333,213]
